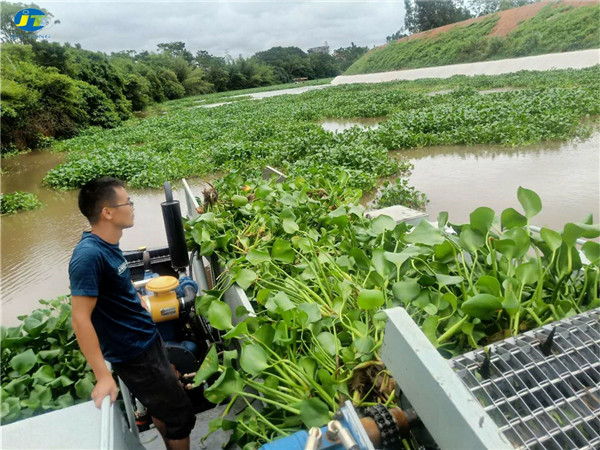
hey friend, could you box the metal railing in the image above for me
[99,375,141,450]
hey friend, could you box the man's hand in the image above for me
[91,375,119,409]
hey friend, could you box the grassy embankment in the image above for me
[346,2,600,75]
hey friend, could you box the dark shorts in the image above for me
[112,337,196,440]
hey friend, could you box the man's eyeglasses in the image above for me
[109,200,134,208]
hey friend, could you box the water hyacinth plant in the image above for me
[43,66,599,191]
[185,171,598,447]
[0,297,95,424]
[0,191,43,215]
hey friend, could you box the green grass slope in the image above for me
[346,2,600,75]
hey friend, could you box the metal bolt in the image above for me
[326,420,359,450]
[304,427,322,450]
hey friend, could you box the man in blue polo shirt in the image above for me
[69,177,195,450]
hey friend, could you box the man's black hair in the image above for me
[78,177,125,224]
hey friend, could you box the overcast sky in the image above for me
[32,1,405,57]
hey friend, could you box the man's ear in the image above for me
[99,206,113,221]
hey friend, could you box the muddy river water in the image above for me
[1,130,599,326]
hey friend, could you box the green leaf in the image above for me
[517,187,542,219]
[38,349,61,361]
[279,194,298,206]
[193,345,219,386]
[372,248,393,277]
[273,291,295,313]
[297,303,322,325]
[502,283,520,317]
[254,325,275,346]
[437,211,449,229]
[461,294,502,319]
[354,336,375,358]
[299,397,330,429]
[49,375,74,388]
[199,240,216,256]
[10,349,37,375]
[540,227,562,252]
[404,220,444,246]
[384,246,428,268]
[222,321,248,340]
[435,273,463,287]
[271,238,295,263]
[443,292,458,313]
[234,269,257,290]
[349,247,371,271]
[316,332,339,356]
[562,222,600,246]
[392,279,421,302]
[582,241,600,263]
[422,316,439,347]
[232,195,248,207]
[501,208,527,230]
[240,344,269,376]
[204,368,244,404]
[470,207,495,233]
[32,365,55,384]
[255,185,274,199]
[298,357,318,379]
[246,249,270,265]
[372,215,397,235]
[357,289,384,310]
[196,294,217,317]
[223,350,238,368]
[423,304,438,315]
[282,218,300,234]
[459,226,485,252]
[475,276,501,297]
[515,262,539,286]
[292,236,313,252]
[504,228,530,259]
[23,317,46,337]
[208,301,233,330]
[74,378,94,399]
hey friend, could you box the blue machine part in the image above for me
[260,401,374,450]
[179,340,198,355]
[175,276,198,298]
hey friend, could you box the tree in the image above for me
[308,53,339,78]
[404,0,472,34]
[386,30,409,43]
[466,0,540,17]
[333,43,369,71]
[156,41,193,64]
[1,1,59,44]
[252,46,313,82]
[31,40,69,72]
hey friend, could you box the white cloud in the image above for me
[33,1,405,56]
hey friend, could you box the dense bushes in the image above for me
[1,38,366,153]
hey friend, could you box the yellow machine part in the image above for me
[146,276,180,323]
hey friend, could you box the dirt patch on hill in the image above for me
[396,0,597,42]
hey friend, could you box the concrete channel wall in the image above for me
[331,49,600,85]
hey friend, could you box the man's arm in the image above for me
[71,295,118,408]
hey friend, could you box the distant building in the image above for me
[307,41,329,55]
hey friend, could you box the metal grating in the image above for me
[449,308,600,449]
